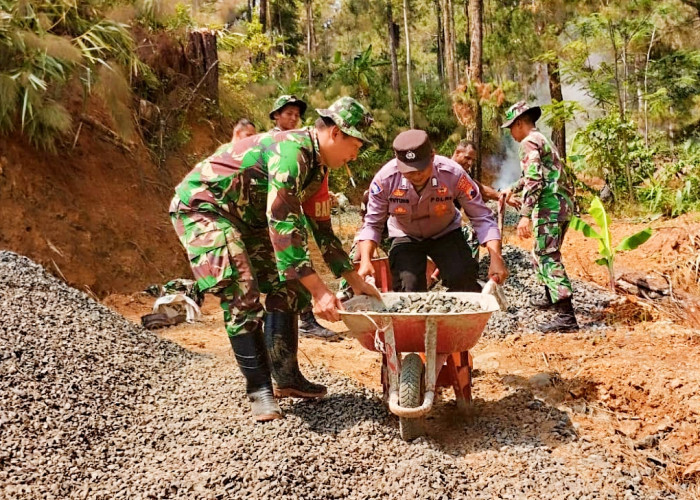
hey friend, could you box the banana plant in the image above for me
[570,197,653,291]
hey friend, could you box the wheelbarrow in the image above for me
[340,292,499,441]
[353,257,438,293]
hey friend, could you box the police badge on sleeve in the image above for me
[370,181,383,195]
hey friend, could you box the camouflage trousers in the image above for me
[170,208,310,337]
[531,220,573,303]
[461,225,480,259]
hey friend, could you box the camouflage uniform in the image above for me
[509,122,575,303]
[269,95,307,121]
[170,127,354,338]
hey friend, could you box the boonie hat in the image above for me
[393,129,433,173]
[269,95,307,120]
[501,100,542,128]
[316,97,374,143]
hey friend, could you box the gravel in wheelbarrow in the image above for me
[378,292,484,314]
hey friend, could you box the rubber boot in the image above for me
[298,309,337,339]
[229,331,283,422]
[538,298,579,333]
[529,286,555,309]
[265,311,327,398]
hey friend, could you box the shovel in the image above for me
[481,279,509,311]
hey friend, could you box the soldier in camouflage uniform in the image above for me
[170,97,379,421]
[501,101,578,332]
[268,95,337,339]
[269,95,307,133]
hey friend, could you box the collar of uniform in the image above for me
[308,127,323,168]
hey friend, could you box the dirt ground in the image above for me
[104,211,700,495]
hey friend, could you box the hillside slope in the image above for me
[0,108,222,296]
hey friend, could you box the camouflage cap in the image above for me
[501,100,542,128]
[269,95,307,120]
[315,97,373,142]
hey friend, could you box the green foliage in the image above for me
[331,45,389,99]
[0,0,142,150]
[570,197,653,289]
[541,100,585,131]
[571,114,655,200]
[637,140,700,216]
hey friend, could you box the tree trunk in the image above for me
[403,0,415,128]
[306,0,314,87]
[441,0,456,90]
[448,0,458,86]
[464,0,470,64]
[247,0,253,22]
[185,29,219,103]
[436,0,445,85]
[547,59,566,161]
[260,0,268,32]
[643,26,656,147]
[388,1,400,97]
[466,0,483,180]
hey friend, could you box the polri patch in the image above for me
[370,181,383,195]
[394,206,408,214]
[392,189,406,197]
[457,176,476,200]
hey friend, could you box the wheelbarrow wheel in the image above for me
[399,353,425,441]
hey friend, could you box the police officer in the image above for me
[500,101,578,332]
[357,129,508,292]
[170,97,379,422]
[268,95,337,339]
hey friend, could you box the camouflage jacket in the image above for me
[172,128,353,281]
[511,129,575,223]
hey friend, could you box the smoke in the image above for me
[487,136,521,191]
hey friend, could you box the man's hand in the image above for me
[357,240,378,280]
[517,216,532,239]
[342,270,381,300]
[357,259,375,280]
[499,188,522,209]
[484,239,509,285]
[487,254,509,284]
[299,272,342,322]
[312,290,343,323]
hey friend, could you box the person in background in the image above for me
[269,95,307,132]
[500,101,578,332]
[269,95,337,339]
[232,118,256,143]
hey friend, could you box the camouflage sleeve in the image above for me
[266,141,315,281]
[306,217,354,278]
[509,176,525,195]
[519,138,546,218]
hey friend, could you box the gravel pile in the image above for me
[0,251,194,497]
[479,245,616,337]
[0,251,662,498]
[380,293,483,314]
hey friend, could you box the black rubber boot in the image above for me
[229,332,283,422]
[298,309,337,339]
[529,286,555,309]
[265,311,327,398]
[539,298,579,333]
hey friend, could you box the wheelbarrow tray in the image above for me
[340,292,498,354]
